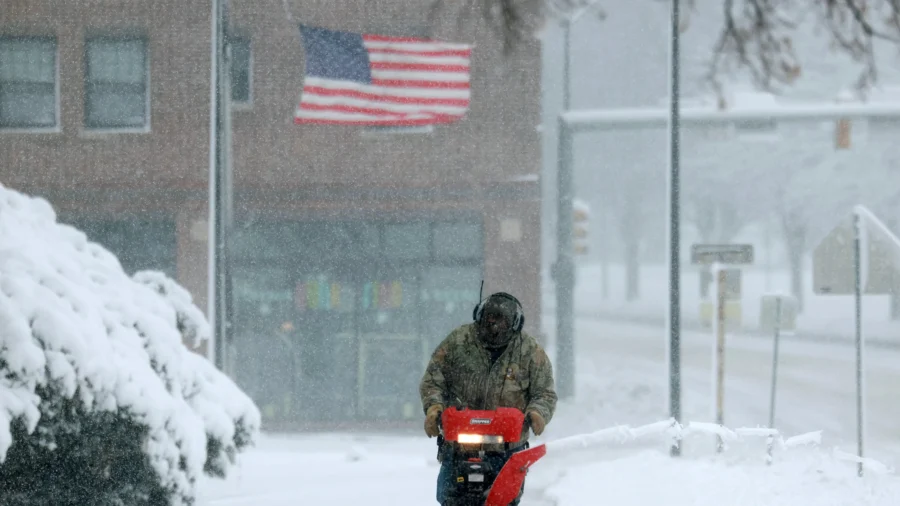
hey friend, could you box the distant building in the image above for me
[1,0,543,429]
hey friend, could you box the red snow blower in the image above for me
[438,406,548,506]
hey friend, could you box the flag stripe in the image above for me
[295,108,461,123]
[370,78,470,89]
[297,101,466,117]
[302,86,470,106]
[361,34,438,43]
[302,77,470,99]
[368,53,470,66]
[370,70,470,82]
[301,93,468,114]
[294,116,459,126]
[362,40,472,52]
[369,61,470,73]
[367,48,472,59]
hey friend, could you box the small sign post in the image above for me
[766,295,783,465]
[691,243,754,450]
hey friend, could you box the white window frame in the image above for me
[0,35,60,132]
[83,36,150,133]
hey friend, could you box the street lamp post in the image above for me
[553,0,605,401]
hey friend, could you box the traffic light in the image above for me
[834,91,853,150]
[835,117,851,149]
[573,199,590,256]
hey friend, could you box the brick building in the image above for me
[1,0,543,428]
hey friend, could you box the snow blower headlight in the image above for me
[457,434,504,444]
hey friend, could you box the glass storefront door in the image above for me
[231,264,298,425]
[291,270,358,422]
[355,265,423,421]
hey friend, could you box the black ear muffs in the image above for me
[473,292,525,332]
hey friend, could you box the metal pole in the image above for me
[553,15,576,400]
[715,267,725,453]
[562,19,571,111]
[212,0,234,373]
[854,210,865,477]
[766,296,782,465]
[667,0,682,456]
[207,0,219,365]
[223,35,235,376]
[556,116,575,400]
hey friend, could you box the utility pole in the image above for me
[554,11,576,401]
[210,0,234,373]
[553,0,602,401]
[667,0,683,456]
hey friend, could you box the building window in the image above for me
[383,222,431,260]
[84,37,148,129]
[69,218,177,277]
[433,222,482,260]
[0,36,57,129]
[229,36,251,104]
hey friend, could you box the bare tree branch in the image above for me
[706,0,802,100]
[458,0,900,98]
[707,0,900,97]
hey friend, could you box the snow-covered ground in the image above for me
[196,433,438,505]
[198,313,900,505]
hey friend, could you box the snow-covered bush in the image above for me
[0,184,261,505]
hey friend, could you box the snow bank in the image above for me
[542,420,900,506]
[546,418,826,458]
[546,447,900,506]
[0,184,261,503]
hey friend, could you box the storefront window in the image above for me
[358,270,419,335]
[433,222,481,260]
[420,265,482,347]
[231,217,483,423]
[383,222,430,259]
[233,221,301,261]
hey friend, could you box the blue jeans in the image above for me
[436,445,527,505]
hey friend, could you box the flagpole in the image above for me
[210,0,234,372]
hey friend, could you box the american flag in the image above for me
[295,25,473,126]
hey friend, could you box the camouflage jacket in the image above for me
[419,323,558,443]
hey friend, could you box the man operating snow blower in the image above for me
[419,292,558,506]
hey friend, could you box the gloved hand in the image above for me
[527,411,546,436]
[425,404,444,438]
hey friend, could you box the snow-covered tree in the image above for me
[0,184,261,505]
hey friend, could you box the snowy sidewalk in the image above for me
[197,317,900,506]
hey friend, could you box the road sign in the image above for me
[813,206,900,295]
[691,244,754,265]
[811,205,900,477]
